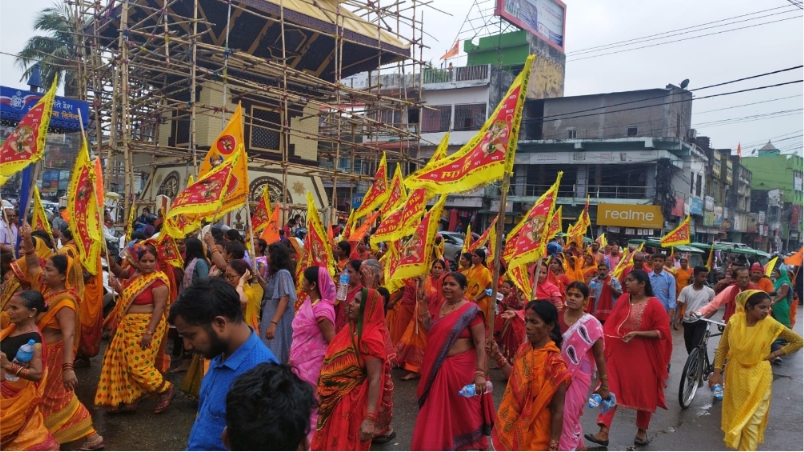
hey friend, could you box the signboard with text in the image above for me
[495,0,566,52]
[596,203,663,229]
[0,86,88,131]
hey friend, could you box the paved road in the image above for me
[67,307,803,450]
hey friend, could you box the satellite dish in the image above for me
[680,79,690,89]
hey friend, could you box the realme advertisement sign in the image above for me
[597,204,664,229]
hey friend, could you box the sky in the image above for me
[1,0,802,157]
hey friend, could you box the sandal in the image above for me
[154,385,176,414]
[634,436,651,446]
[372,430,397,445]
[77,434,105,450]
[584,432,609,447]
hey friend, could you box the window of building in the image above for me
[567,128,577,139]
[421,105,451,133]
[627,126,638,137]
[690,171,695,195]
[696,174,702,197]
[453,104,486,131]
[250,106,281,152]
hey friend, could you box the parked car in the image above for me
[440,230,487,264]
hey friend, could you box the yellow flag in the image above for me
[0,76,58,179]
[404,55,534,194]
[354,152,388,219]
[660,215,691,247]
[67,139,102,275]
[764,256,778,277]
[200,103,244,175]
[31,185,53,238]
[461,224,472,254]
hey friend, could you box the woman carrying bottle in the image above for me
[410,272,493,450]
[487,300,570,451]
[0,290,59,451]
[584,270,672,448]
[334,260,363,333]
[94,244,176,414]
[260,242,297,363]
[709,290,802,450]
[557,282,609,451]
[311,287,392,451]
[17,224,104,450]
[289,266,336,439]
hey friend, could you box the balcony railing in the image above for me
[489,184,649,200]
[422,64,490,85]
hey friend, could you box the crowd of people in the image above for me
[0,203,802,451]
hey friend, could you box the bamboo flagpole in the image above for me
[486,173,509,372]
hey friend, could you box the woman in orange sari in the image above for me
[1,234,52,328]
[311,287,393,451]
[464,249,494,331]
[488,300,570,451]
[582,254,598,284]
[396,259,447,380]
[1,290,59,451]
[411,272,494,450]
[17,225,104,450]
[94,244,176,414]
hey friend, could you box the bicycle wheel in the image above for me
[679,346,704,409]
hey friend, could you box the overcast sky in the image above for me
[1,0,802,156]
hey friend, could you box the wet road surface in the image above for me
[69,307,802,450]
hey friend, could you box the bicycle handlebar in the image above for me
[699,317,727,327]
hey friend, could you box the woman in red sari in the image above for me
[411,272,494,450]
[334,260,363,333]
[584,269,672,448]
[311,287,394,451]
[396,259,447,381]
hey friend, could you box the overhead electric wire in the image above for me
[568,5,799,56]
[568,15,802,61]
[540,66,802,122]
[694,94,803,115]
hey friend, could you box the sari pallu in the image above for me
[335,284,363,333]
[560,314,603,451]
[412,302,494,451]
[387,281,416,345]
[36,297,97,444]
[396,274,444,373]
[588,276,615,322]
[601,295,671,415]
[464,264,493,331]
[0,326,59,451]
[491,341,570,451]
[312,288,392,451]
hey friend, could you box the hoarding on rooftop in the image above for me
[495,0,567,53]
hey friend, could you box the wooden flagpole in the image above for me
[486,172,509,372]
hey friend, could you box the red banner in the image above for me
[251,185,273,234]
[391,195,446,281]
[371,187,428,245]
[467,217,497,253]
[507,174,561,268]
[381,165,406,217]
[0,78,57,179]
[546,206,562,240]
[155,232,184,268]
[404,55,534,194]
[354,152,388,219]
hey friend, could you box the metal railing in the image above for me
[422,64,490,85]
[489,183,649,199]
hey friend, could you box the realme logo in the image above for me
[597,204,664,229]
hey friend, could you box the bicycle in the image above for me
[678,316,725,409]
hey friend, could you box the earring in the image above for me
[564,301,569,307]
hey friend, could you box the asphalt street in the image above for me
[65,307,803,451]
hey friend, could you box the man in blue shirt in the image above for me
[546,237,563,257]
[648,253,677,325]
[169,278,278,451]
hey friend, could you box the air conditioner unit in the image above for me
[687,128,697,140]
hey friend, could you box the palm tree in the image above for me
[15,2,78,96]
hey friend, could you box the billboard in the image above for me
[0,86,88,131]
[596,203,664,229]
[495,0,566,53]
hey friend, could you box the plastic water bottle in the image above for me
[485,288,493,297]
[712,384,724,401]
[458,381,493,397]
[336,272,350,302]
[5,339,36,382]
[588,392,617,414]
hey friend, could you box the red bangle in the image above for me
[365,412,377,420]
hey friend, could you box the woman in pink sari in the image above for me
[557,281,609,451]
[289,266,337,439]
[335,260,363,333]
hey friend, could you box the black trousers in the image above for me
[682,320,708,354]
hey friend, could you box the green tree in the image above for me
[15,2,78,96]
